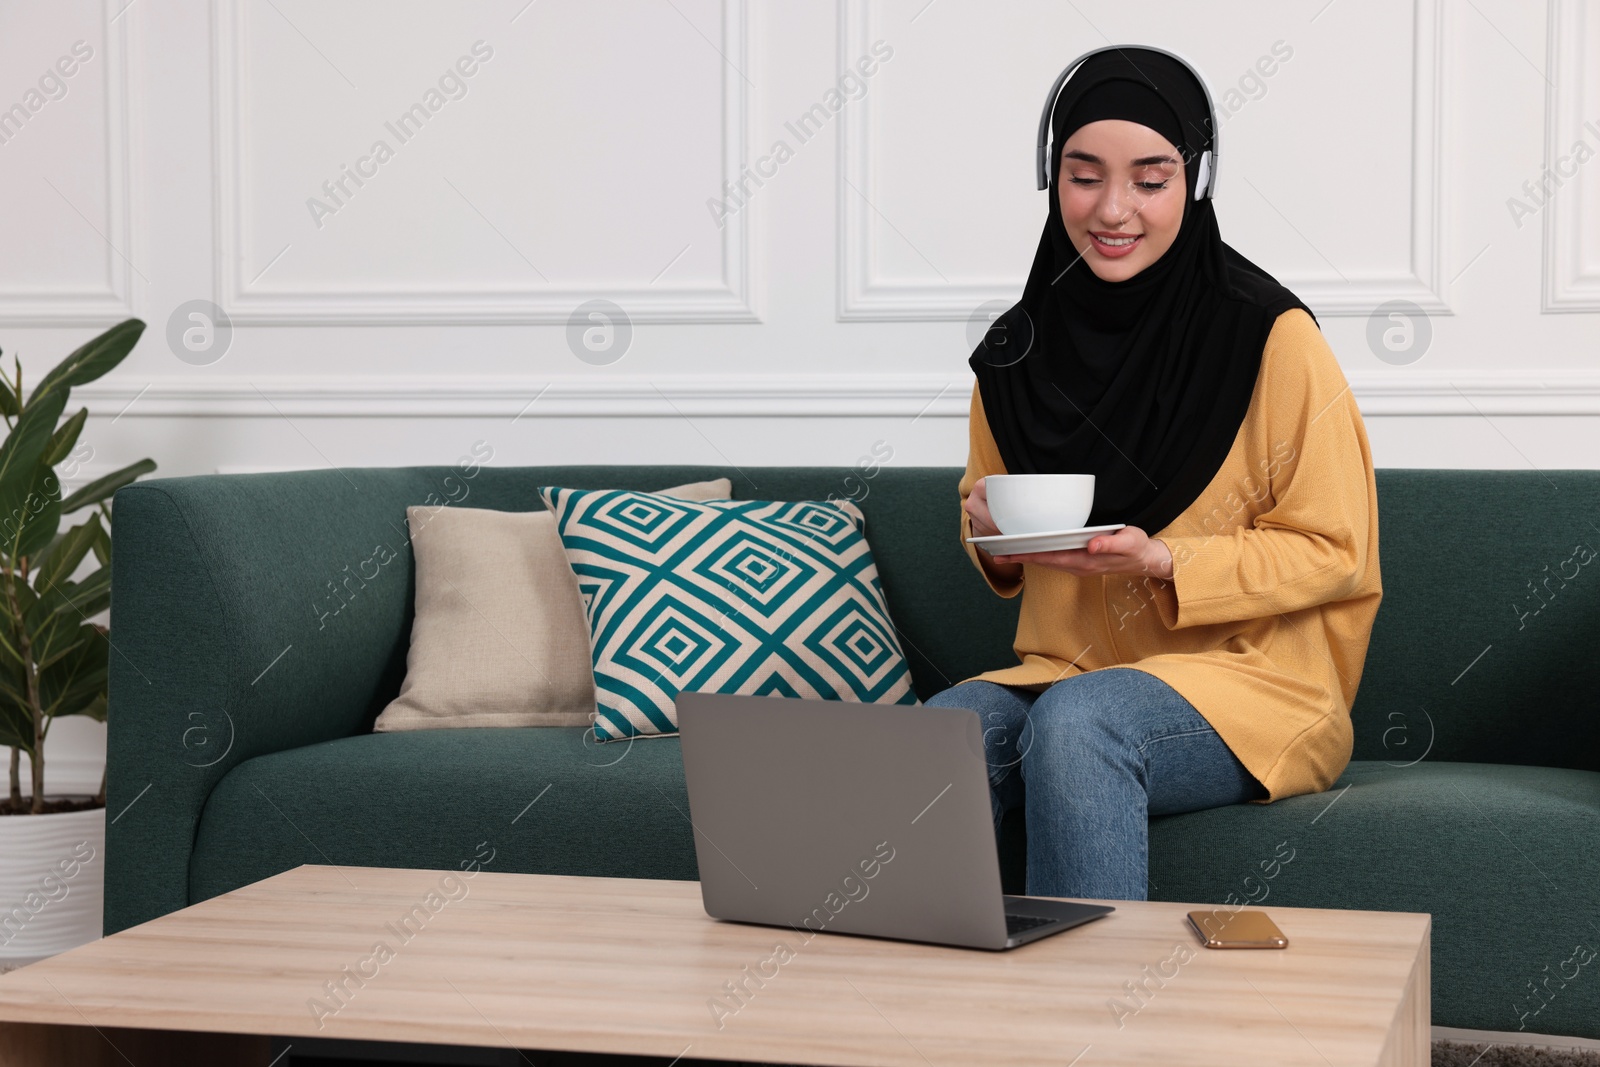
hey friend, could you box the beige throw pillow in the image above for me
[373,477,733,732]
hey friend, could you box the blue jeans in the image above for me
[924,668,1267,901]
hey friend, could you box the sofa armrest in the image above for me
[104,468,447,933]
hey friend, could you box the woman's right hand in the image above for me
[964,476,1003,538]
[965,477,1022,581]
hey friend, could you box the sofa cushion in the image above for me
[1140,760,1600,1036]
[373,477,732,733]
[189,727,700,906]
[537,486,920,739]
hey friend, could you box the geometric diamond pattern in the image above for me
[538,486,920,739]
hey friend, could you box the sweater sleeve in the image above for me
[959,381,1023,599]
[1151,308,1373,629]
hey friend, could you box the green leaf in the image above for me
[0,585,34,751]
[43,407,87,467]
[20,464,63,559]
[0,684,30,728]
[90,519,110,566]
[72,692,107,724]
[32,619,87,673]
[0,374,17,420]
[30,565,110,639]
[29,531,64,576]
[35,514,102,592]
[0,662,30,747]
[0,575,33,664]
[32,626,85,673]
[0,711,31,753]
[39,624,107,719]
[4,577,51,674]
[0,389,67,541]
[58,458,155,514]
[32,319,145,402]
[28,565,104,672]
[70,567,110,621]
[1,462,62,562]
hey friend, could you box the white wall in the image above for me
[3,0,1598,788]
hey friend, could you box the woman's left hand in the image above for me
[991,526,1174,579]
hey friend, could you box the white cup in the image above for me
[983,474,1094,535]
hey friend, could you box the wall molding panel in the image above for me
[74,369,1600,419]
[0,0,139,326]
[1542,0,1600,312]
[212,0,762,325]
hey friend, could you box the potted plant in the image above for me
[0,318,155,961]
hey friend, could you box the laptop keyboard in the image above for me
[1006,913,1056,936]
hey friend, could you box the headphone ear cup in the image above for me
[1193,151,1212,200]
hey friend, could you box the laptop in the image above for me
[675,691,1114,950]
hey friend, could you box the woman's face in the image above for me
[1057,119,1187,282]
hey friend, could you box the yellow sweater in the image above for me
[957,307,1382,802]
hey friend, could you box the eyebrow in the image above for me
[1062,150,1177,167]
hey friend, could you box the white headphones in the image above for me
[1035,44,1218,201]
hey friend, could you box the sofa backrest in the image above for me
[456,463,1600,772]
[114,463,1600,773]
[1353,468,1599,770]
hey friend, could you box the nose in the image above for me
[1097,179,1140,228]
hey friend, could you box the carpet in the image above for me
[1434,1041,1600,1066]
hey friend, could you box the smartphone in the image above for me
[1186,909,1289,949]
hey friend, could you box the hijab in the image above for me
[969,48,1316,537]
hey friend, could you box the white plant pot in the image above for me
[0,804,105,959]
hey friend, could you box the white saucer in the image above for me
[966,523,1125,556]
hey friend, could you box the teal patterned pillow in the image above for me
[536,486,920,740]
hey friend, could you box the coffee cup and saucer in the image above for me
[965,474,1124,556]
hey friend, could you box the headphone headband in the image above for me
[1035,44,1218,201]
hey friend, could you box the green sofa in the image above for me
[105,465,1600,1038]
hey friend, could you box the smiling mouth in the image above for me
[1089,232,1143,257]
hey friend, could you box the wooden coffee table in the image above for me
[0,864,1428,1066]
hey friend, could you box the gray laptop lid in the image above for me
[676,691,1010,949]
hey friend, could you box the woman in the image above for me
[925,48,1382,902]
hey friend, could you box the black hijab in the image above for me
[969,48,1316,537]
